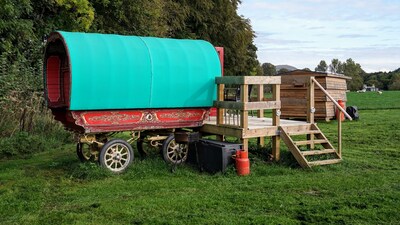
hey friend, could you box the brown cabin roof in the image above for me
[278,69,352,80]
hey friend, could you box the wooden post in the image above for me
[217,83,224,125]
[240,84,249,129]
[272,84,280,161]
[240,84,249,151]
[241,138,249,152]
[307,77,315,124]
[257,84,265,146]
[338,112,342,158]
[216,83,224,141]
[307,77,315,149]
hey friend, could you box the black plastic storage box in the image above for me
[188,139,242,174]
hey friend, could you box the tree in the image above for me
[90,0,166,36]
[251,63,264,76]
[329,59,344,73]
[342,58,363,91]
[315,60,327,72]
[389,73,400,90]
[164,0,259,76]
[0,0,261,140]
[262,63,276,76]
[277,68,289,74]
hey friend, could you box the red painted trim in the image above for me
[212,47,224,116]
[45,32,73,108]
[215,47,224,76]
[50,108,210,134]
[63,70,70,107]
[46,56,61,102]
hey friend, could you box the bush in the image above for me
[0,91,72,158]
[0,132,46,158]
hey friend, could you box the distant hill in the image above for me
[276,65,297,71]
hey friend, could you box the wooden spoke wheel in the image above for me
[99,139,133,173]
[76,143,99,162]
[162,134,188,164]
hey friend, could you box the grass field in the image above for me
[347,91,400,110]
[1,92,399,224]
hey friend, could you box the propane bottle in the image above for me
[336,99,345,121]
[235,150,250,176]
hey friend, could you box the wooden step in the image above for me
[308,159,342,166]
[301,149,337,156]
[287,130,320,136]
[294,139,327,146]
[280,124,312,134]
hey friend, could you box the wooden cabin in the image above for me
[279,70,351,121]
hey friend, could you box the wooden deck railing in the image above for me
[307,77,352,156]
[215,76,281,152]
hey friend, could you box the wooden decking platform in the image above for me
[202,116,308,138]
[198,75,349,168]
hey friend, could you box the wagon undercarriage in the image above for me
[77,129,191,173]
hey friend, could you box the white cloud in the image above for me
[238,0,400,72]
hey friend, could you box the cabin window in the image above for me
[46,56,61,102]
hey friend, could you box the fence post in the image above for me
[338,112,342,157]
[272,83,281,161]
[307,77,315,149]
[216,83,224,141]
[257,84,265,146]
[307,76,315,124]
[240,84,249,151]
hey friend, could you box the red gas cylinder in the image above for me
[235,150,250,176]
[336,99,345,121]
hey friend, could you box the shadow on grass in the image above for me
[248,143,300,169]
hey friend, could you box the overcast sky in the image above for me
[238,0,400,72]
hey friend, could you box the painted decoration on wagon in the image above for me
[44,31,221,111]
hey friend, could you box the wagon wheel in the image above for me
[137,138,163,159]
[99,139,133,173]
[162,134,188,165]
[76,143,99,162]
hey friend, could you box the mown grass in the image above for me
[0,93,399,224]
[347,90,400,109]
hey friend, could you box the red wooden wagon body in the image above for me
[44,31,223,172]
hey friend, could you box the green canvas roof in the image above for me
[56,31,221,110]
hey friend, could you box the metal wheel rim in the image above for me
[103,143,131,172]
[79,143,92,161]
[166,140,188,164]
[82,145,91,161]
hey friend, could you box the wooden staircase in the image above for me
[279,124,341,168]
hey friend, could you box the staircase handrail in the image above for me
[311,77,353,121]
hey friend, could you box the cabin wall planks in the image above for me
[279,70,351,121]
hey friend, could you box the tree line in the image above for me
[261,59,400,91]
[0,0,260,155]
[1,0,259,99]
